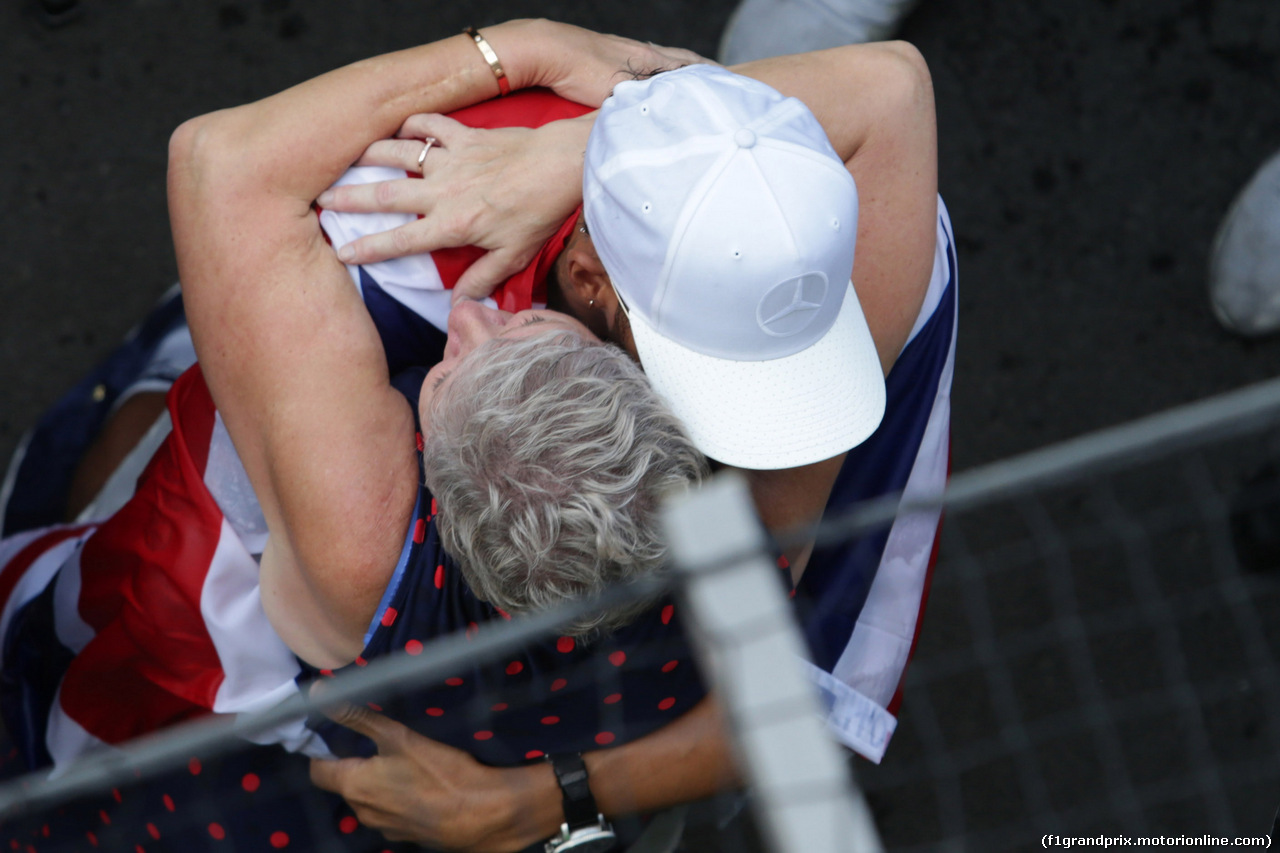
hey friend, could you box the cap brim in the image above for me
[629,280,886,470]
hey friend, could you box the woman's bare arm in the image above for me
[168,20,705,667]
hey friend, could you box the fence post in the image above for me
[663,472,883,853]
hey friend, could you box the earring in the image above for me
[588,299,596,308]
[578,225,588,235]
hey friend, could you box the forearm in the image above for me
[737,453,847,583]
[589,695,740,815]
[498,696,740,847]
[174,21,547,206]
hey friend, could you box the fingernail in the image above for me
[337,244,355,263]
[316,190,334,207]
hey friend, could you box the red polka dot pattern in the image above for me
[661,604,674,625]
[466,622,479,639]
[608,651,626,667]
[556,636,575,653]
[98,810,111,825]
[188,757,202,775]
[505,661,523,675]
[525,750,544,760]
[112,788,122,803]
[661,660,679,673]
[659,697,676,710]
[430,497,438,517]
[162,794,175,812]
[434,564,444,589]
[550,678,567,692]
[491,702,508,712]
[445,677,464,686]
[86,832,98,847]
[339,816,358,834]
[405,639,423,655]
[147,822,161,840]
[541,716,560,726]
[242,773,260,792]
[595,731,616,745]
[208,823,226,840]
[603,693,621,705]
[368,702,383,712]
[426,707,444,717]
[415,432,424,452]
[270,830,290,848]
[473,730,493,741]
[355,656,368,667]
[495,607,511,620]
[413,519,426,544]
[381,607,398,627]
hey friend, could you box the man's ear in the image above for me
[563,244,614,310]
[558,244,621,340]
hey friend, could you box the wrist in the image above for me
[481,18,547,95]
[483,759,562,852]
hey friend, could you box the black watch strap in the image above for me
[549,752,597,829]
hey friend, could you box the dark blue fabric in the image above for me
[360,268,448,376]
[797,227,957,672]
[1,289,186,537]
[0,572,71,769]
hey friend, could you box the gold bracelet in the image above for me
[463,26,510,97]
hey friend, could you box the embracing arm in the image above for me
[168,20,689,667]
[741,41,938,374]
[310,695,737,851]
[324,39,937,371]
[725,42,939,577]
[314,45,937,570]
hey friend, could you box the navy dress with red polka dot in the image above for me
[300,368,706,769]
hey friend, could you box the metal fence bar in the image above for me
[663,472,883,853]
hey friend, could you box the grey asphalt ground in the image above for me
[3,0,1280,849]
[5,0,1280,475]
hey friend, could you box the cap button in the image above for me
[733,128,757,149]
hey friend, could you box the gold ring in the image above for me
[417,137,438,171]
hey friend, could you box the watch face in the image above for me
[545,826,618,853]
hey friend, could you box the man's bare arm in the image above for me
[742,41,939,373]
[310,695,738,852]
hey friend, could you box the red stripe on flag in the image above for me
[66,367,230,742]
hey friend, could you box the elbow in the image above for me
[168,114,216,186]
[877,40,935,113]
[167,110,247,212]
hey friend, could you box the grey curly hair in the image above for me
[422,328,708,637]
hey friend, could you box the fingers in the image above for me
[348,112,469,173]
[450,249,533,305]
[396,113,467,143]
[316,694,408,751]
[335,220,452,265]
[316,176,432,215]
[352,137,436,171]
[309,755,365,793]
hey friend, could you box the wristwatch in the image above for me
[544,753,617,853]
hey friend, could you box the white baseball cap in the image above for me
[583,64,885,470]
